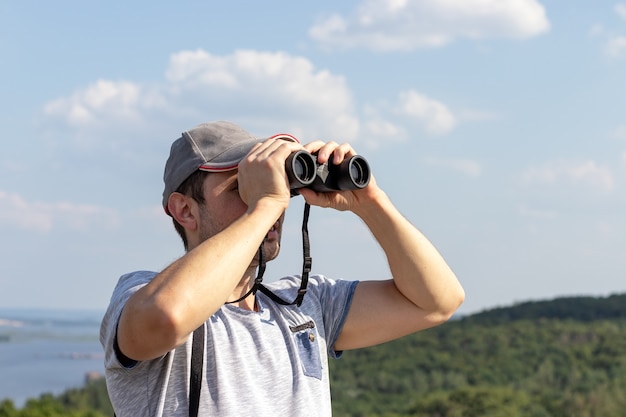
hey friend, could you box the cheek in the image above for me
[199,192,248,237]
[220,195,248,226]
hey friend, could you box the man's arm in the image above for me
[117,139,302,362]
[335,189,464,350]
[117,201,283,362]
[299,141,464,351]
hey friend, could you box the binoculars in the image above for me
[285,150,371,195]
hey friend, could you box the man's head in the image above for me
[163,121,296,249]
[164,121,268,212]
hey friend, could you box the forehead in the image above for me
[203,169,238,191]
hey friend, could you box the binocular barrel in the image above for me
[285,150,371,194]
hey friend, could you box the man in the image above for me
[100,120,464,416]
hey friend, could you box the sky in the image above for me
[1,0,625,316]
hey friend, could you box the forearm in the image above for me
[119,200,283,360]
[355,190,464,320]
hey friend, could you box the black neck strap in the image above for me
[189,204,312,416]
[225,202,312,307]
[224,240,267,305]
[188,324,204,417]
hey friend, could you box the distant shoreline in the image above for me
[0,309,104,408]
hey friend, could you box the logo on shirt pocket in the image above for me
[290,321,322,380]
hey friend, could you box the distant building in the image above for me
[84,371,103,384]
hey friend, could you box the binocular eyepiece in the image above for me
[285,150,371,195]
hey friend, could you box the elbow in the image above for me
[144,297,193,349]
[149,303,190,346]
[451,281,466,310]
[425,285,465,326]
[120,296,190,361]
[439,285,466,323]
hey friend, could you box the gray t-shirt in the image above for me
[100,271,358,417]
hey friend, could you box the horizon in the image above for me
[2,289,625,317]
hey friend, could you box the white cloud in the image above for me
[42,79,170,154]
[309,0,550,51]
[423,155,482,177]
[520,160,614,192]
[615,3,626,20]
[0,191,120,233]
[604,36,626,58]
[396,90,456,134]
[40,49,485,155]
[588,23,605,38]
[612,124,626,140]
[358,91,458,146]
[592,5,626,58]
[164,49,359,140]
[358,104,408,148]
[44,79,165,129]
[42,49,360,147]
[364,118,404,139]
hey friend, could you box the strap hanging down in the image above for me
[114,326,206,417]
[188,324,205,417]
[224,242,267,305]
[257,203,311,306]
[225,202,312,307]
[190,204,313,415]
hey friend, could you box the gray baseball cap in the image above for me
[162,121,297,213]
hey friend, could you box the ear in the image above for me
[167,192,198,231]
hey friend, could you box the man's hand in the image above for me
[299,141,382,213]
[238,138,305,213]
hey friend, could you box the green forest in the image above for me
[2,293,625,417]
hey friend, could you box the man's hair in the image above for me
[172,170,211,251]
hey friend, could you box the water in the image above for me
[0,308,105,407]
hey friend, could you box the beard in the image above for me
[250,234,281,268]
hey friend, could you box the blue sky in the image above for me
[1,0,625,315]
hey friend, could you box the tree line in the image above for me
[1,293,625,416]
[330,292,626,416]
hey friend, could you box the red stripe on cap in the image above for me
[269,133,300,143]
[198,164,239,172]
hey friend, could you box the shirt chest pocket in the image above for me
[290,321,322,380]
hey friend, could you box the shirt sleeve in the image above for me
[99,270,157,370]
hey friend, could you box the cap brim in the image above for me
[198,133,299,172]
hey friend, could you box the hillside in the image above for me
[463,293,626,324]
[329,292,626,417]
[2,293,625,417]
